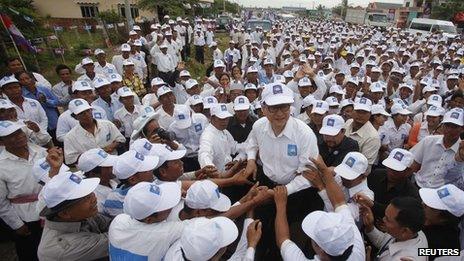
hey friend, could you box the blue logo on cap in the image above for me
[74,100,83,106]
[94,112,102,119]
[345,157,356,168]
[450,112,459,119]
[111,74,116,79]
[106,132,111,141]
[149,184,160,195]
[194,124,202,132]
[97,150,108,158]
[0,121,12,128]
[144,141,152,151]
[272,85,283,94]
[238,97,244,103]
[30,101,36,107]
[165,145,173,152]
[39,161,50,170]
[81,81,88,86]
[145,107,153,113]
[359,98,367,104]
[69,174,82,184]
[135,152,144,161]
[178,114,185,120]
[221,105,227,111]
[433,96,439,101]
[437,187,450,199]
[327,118,335,127]
[215,188,220,198]
[208,98,214,103]
[393,151,404,161]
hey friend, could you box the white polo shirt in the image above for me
[153,52,176,73]
[280,205,365,261]
[108,213,190,261]
[198,123,246,171]
[11,97,48,131]
[154,105,178,130]
[380,119,411,152]
[55,106,108,142]
[168,113,209,158]
[94,62,117,78]
[0,143,47,230]
[246,117,318,187]
[63,119,125,164]
[51,81,73,106]
[113,105,148,138]
[411,135,463,188]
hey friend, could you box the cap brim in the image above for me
[174,118,192,129]
[211,216,239,247]
[264,95,294,106]
[156,182,182,212]
[166,149,187,161]
[99,155,118,167]
[334,164,360,180]
[311,108,328,115]
[319,126,341,136]
[382,157,407,171]
[419,188,448,211]
[353,105,371,112]
[211,193,232,212]
[138,155,159,172]
[301,210,325,239]
[442,119,463,126]
[213,112,233,119]
[131,113,157,140]
[234,105,250,111]
[73,106,93,115]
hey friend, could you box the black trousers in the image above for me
[181,156,200,172]
[0,219,42,261]
[194,45,204,64]
[254,167,323,260]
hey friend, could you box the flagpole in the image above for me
[0,14,27,70]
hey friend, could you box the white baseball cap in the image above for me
[382,148,414,171]
[213,60,226,68]
[371,67,382,73]
[132,25,141,31]
[211,103,232,119]
[329,85,344,95]
[130,112,156,140]
[0,120,24,137]
[113,150,159,180]
[151,77,165,86]
[346,77,359,86]
[133,41,142,47]
[94,49,105,55]
[390,103,411,115]
[109,73,123,83]
[172,104,192,129]
[422,84,437,94]
[283,70,294,78]
[72,80,93,92]
[353,97,372,112]
[157,86,173,97]
[121,43,131,52]
[122,59,135,66]
[424,106,445,117]
[0,99,15,109]
[263,58,274,65]
[203,96,218,109]
[0,75,19,87]
[399,84,414,92]
[123,181,181,220]
[69,98,92,115]
[301,211,354,256]
[301,95,316,109]
[180,217,239,261]
[117,87,136,97]
[334,152,368,180]
[32,157,70,184]
[77,148,118,173]
[244,83,257,91]
[325,96,340,107]
[370,82,384,93]
[261,83,294,106]
[247,66,259,74]
[185,180,231,212]
[371,104,390,116]
[273,75,285,84]
[41,171,99,209]
[319,115,345,136]
[298,77,312,87]
[128,30,137,36]
[209,41,218,48]
[187,94,203,106]
[427,94,442,107]
[185,79,199,90]
[234,96,250,111]
[311,100,329,115]
[93,77,111,89]
[442,109,464,126]
[420,184,464,217]
[179,70,191,78]
[81,57,94,66]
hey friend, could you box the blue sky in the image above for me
[233,0,404,9]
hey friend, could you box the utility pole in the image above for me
[124,0,134,32]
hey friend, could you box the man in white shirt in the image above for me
[6,57,52,88]
[63,98,125,164]
[380,103,412,154]
[153,43,177,83]
[410,108,464,188]
[76,57,105,87]
[52,64,73,107]
[154,86,178,129]
[193,29,205,64]
[109,181,191,260]
[210,41,223,61]
[224,40,241,66]
[113,87,148,141]
[243,82,323,259]
[112,44,137,76]
[0,120,50,260]
[198,103,245,172]
[94,49,117,78]
[168,104,208,172]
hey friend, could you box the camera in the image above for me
[156,128,176,141]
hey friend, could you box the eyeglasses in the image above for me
[267,104,291,114]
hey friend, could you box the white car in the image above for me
[408,18,458,39]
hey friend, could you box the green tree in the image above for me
[431,0,464,21]
[342,0,348,19]
[138,0,198,17]
[98,10,123,24]
[332,4,343,17]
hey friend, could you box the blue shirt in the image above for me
[91,96,119,122]
[258,70,274,84]
[22,85,59,130]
